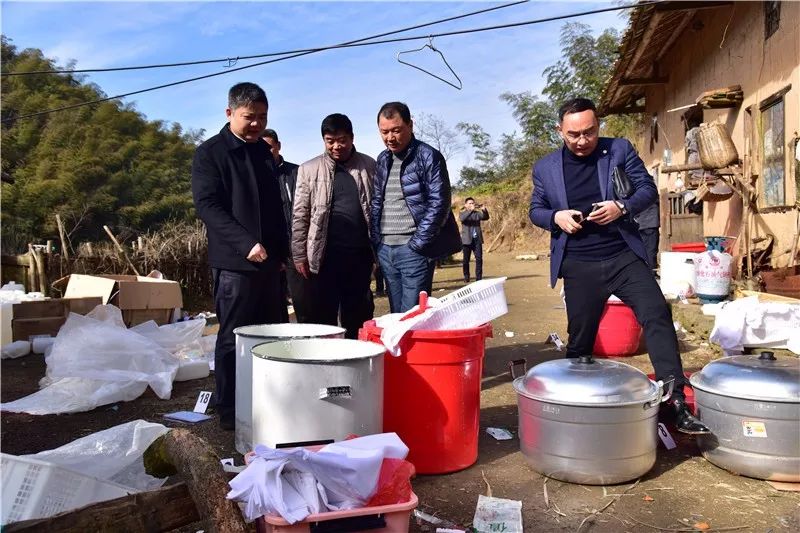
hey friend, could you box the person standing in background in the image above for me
[262,129,302,321]
[291,113,376,339]
[459,197,489,283]
[371,101,461,312]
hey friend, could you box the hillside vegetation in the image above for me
[1,36,201,253]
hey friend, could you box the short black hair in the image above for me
[262,129,279,143]
[228,82,268,110]
[321,113,353,137]
[377,102,411,124]
[465,197,475,203]
[558,97,597,122]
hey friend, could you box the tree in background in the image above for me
[413,112,463,161]
[1,36,203,253]
[457,22,641,190]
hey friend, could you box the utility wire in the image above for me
[3,0,529,76]
[3,1,656,124]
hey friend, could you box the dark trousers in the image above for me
[213,265,283,418]
[560,250,686,398]
[462,240,483,282]
[286,262,313,323]
[640,228,660,271]
[297,247,375,339]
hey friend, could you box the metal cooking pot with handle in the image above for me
[512,355,674,485]
[690,351,800,482]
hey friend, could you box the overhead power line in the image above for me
[3,1,657,124]
[3,0,529,76]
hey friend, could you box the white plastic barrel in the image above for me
[694,251,732,303]
[232,324,345,454]
[659,252,698,297]
[251,338,385,448]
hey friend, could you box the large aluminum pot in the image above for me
[691,351,800,482]
[233,324,345,454]
[512,355,673,485]
[252,338,384,448]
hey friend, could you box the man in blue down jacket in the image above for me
[372,101,462,312]
[529,97,708,435]
[191,82,288,430]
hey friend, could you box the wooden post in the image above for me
[45,240,53,255]
[55,214,70,262]
[103,225,141,276]
[33,248,48,295]
[26,245,36,293]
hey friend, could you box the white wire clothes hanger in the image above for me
[396,37,463,90]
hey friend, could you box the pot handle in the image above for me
[509,359,527,379]
[644,378,675,409]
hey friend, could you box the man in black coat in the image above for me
[192,82,288,430]
[459,197,489,283]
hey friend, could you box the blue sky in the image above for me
[2,1,627,180]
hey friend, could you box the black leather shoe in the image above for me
[672,399,710,435]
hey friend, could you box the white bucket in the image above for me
[251,339,384,448]
[232,323,345,454]
[659,252,698,297]
[694,251,732,303]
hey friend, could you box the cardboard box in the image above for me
[11,297,103,341]
[61,274,183,327]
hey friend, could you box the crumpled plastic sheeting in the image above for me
[23,420,169,492]
[0,305,201,415]
[709,296,800,355]
[228,433,408,523]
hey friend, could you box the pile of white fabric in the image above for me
[709,296,800,355]
[228,433,408,523]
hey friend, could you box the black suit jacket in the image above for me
[191,124,288,271]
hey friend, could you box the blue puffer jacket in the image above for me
[371,137,462,258]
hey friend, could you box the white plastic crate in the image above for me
[1,453,131,525]
[421,277,508,330]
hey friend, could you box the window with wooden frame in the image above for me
[759,87,790,207]
[764,1,781,40]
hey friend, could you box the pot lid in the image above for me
[690,351,800,402]
[513,355,659,406]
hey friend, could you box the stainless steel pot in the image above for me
[233,324,345,454]
[512,356,673,485]
[690,351,800,482]
[251,338,385,448]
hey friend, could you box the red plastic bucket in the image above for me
[671,242,706,253]
[358,321,492,474]
[593,300,642,357]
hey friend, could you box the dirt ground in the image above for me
[2,252,799,532]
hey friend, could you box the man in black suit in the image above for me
[192,82,288,430]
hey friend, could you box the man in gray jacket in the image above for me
[635,202,661,275]
[292,114,376,338]
[459,197,489,282]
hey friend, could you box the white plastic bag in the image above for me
[23,420,169,491]
[1,377,147,415]
[46,312,178,399]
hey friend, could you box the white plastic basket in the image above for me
[1,453,131,525]
[421,277,508,330]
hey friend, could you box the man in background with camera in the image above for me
[529,97,708,435]
[459,197,489,283]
